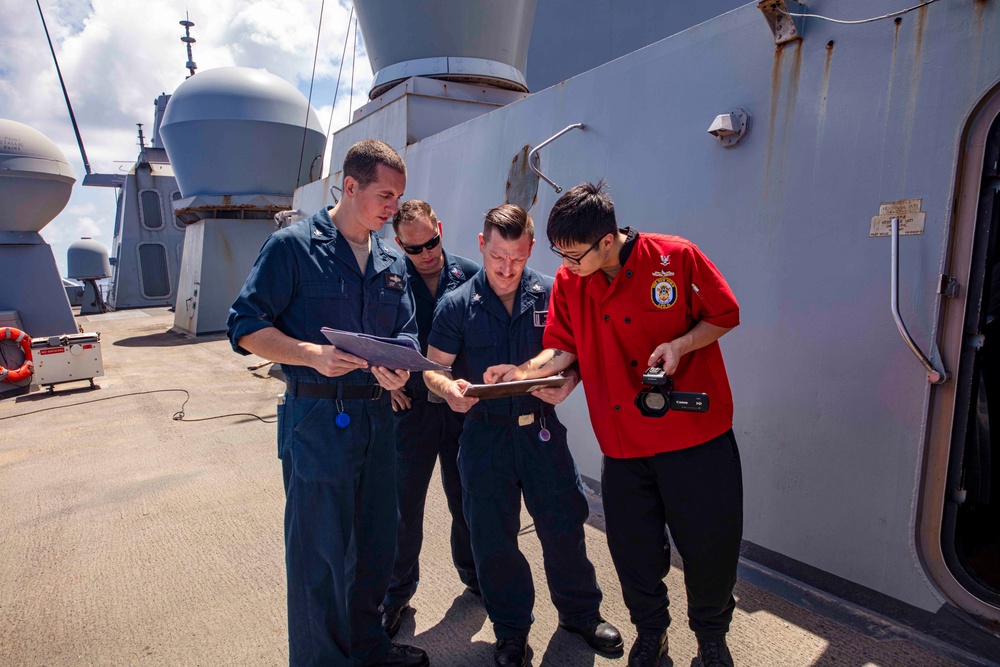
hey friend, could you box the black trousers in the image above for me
[601,429,743,639]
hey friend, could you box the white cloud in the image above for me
[0,0,372,275]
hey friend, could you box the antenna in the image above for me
[180,14,198,78]
[35,0,91,176]
[137,124,146,149]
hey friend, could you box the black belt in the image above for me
[285,380,384,400]
[467,405,554,427]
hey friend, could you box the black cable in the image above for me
[0,388,276,423]
[325,5,355,141]
[295,0,327,190]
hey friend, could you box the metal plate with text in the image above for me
[869,199,925,237]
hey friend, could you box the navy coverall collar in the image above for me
[470,266,546,323]
[309,206,399,278]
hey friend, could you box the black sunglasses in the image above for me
[399,233,442,255]
[550,237,603,265]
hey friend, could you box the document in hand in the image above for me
[461,376,569,399]
[320,328,451,372]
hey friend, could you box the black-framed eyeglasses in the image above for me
[550,237,602,265]
[399,234,442,255]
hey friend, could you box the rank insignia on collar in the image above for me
[313,230,324,237]
[660,254,671,266]
[472,292,482,303]
[530,283,542,292]
[384,273,405,291]
[651,276,678,309]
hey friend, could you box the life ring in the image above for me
[0,327,33,383]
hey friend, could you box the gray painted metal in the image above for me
[353,77,527,146]
[172,216,282,336]
[106,97,187,311]
[159,67,325,197]
[0,119,74,233]
[0,244,77,338]
[107,162,184,310]
[0,120,77,352]
[525,0,750,92]
[297,0,1000,619]
[63,279,84,307]
[356,0,536,98]
[67,238,111,280]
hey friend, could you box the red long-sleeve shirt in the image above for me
[543,232,740,458]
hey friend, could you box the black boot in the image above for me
[696,635,733,667]
[493,636,528,667]
[627,629,667,667]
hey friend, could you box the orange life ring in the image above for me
[0,327,33,383]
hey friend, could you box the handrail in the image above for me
[891,217,948,384]
[528,123,585,193]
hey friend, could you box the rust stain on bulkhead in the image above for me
[763,43,785,202]
[900,7,929,185]
[763,40,803,205]
[815,41,835,164]
[819,41,834,126]
[780,40,803,169]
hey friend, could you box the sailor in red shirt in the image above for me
[485,181,743,667]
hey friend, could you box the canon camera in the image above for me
[634,366,710,418]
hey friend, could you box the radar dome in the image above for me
[356,0,536,98]
[0,119,75,233]
[159,67,326,198]
[67,238,111,280]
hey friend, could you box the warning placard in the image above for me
[870,199,925,237]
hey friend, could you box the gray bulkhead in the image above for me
[294,0,1000,618]
[107,155,183,310]
[107,96,184,311]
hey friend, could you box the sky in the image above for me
[0,0,374,276]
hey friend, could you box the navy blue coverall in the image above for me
[428,266,603,640]
[383,249,481,609]
[227,207,417,666]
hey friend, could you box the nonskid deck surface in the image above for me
[0,308,975,666]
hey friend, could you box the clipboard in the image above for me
[461,375,568,399]
[320,327,450,372]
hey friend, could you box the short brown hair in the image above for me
[392,200,437,235]
[483,203,533,242]
[343,139,406,189]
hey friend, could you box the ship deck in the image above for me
[0,307,992,666]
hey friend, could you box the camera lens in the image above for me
[642,391,666,411]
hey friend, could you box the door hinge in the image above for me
[938,274,959,297]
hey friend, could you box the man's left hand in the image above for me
[372,366,410,391]
[532,370,579,405]
[390,387,412,412]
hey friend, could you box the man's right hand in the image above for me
[484,364,524,384]
[310,344,369,377]
[443,379,479,413]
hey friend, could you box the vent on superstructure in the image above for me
[140,189,164,230]
[137,242,171,298]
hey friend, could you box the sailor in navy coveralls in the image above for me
[423,204,622,667]
[380,200,481,636]
[227,140,429,667]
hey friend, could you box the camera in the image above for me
[634,366,710,418]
